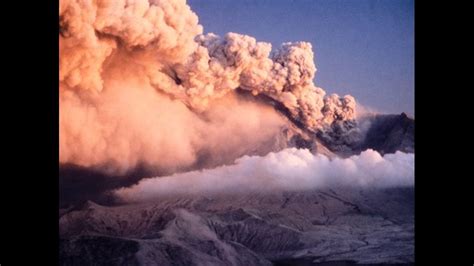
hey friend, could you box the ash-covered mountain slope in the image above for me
[316,113,414,156]
[59,187,414,265]
[356,113,414,154]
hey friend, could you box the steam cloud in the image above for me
[115,148,414,203]
[59,0,356,175]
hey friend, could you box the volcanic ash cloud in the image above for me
[59,0,356,175]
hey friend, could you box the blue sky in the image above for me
[188,0,414,115]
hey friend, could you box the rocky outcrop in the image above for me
[317,113,414,156]
[59,187,414,265]
[357,113,414,154]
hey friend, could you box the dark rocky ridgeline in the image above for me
[356,113,414,155]
[59,187,414,265]
[316,113,414,156]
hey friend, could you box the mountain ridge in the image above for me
[59,187,414,265]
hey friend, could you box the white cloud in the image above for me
[115,148,414,203]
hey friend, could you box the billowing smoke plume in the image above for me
[60,0,356,175]
[115,148,414,202]
[175,33,356,128]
